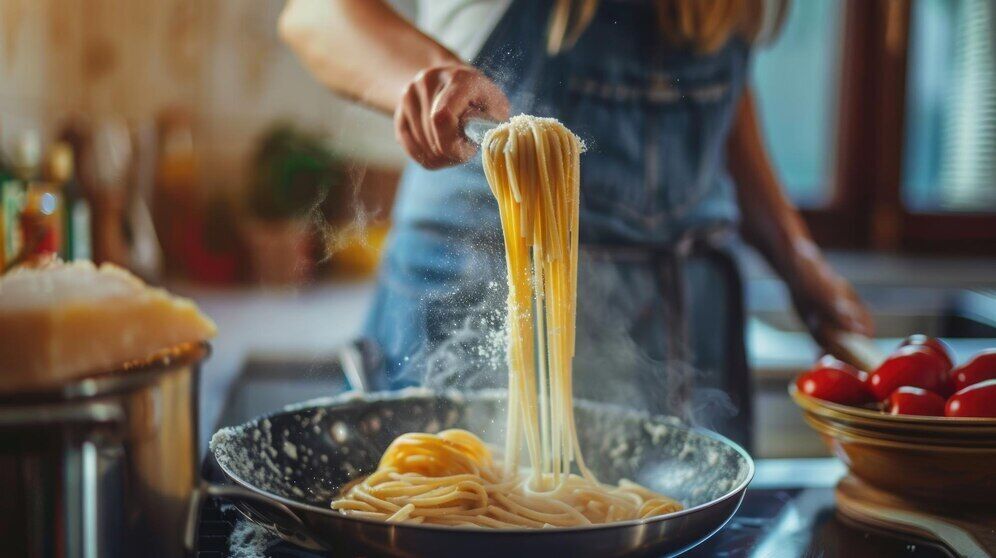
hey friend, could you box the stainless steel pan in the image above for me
[205,388,753,557]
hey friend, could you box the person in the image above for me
[279,0,873,448]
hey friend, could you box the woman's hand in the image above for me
[785,239,875,350]
[395,64,510,169]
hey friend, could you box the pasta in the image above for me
[331,116,683,528]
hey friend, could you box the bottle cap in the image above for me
[13,131,42,180]
[44,142,74,183]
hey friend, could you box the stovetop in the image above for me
[193,357,955,558]
[191,477,951,558]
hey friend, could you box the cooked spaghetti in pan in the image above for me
[330,116,683,528]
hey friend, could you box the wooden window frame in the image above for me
[802,0,996,255]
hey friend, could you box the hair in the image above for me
[547,0,783,55]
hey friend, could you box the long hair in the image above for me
[547,0,783,55]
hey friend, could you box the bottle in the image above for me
[0,131,38,270]
[0,125,10,272]
[45,142,90,261]
[17,133,64,264]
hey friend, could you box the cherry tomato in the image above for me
[796,360,873,406]
[945,379,996,418]
[815,355,868,378]
[887,386,946,417]
[900,334,955,371]
[868,346,952,401]
[951,349,996,392]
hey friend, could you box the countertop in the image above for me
[179,250,996,452]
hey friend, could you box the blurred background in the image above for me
[0,0,994,457]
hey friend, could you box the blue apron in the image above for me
[364,0,752,447]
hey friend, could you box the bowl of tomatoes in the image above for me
[790,335,996,505]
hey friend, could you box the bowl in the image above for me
[790,385,996,506]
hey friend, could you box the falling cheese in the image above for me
[0,260,216,393]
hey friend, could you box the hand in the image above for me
[785,240,874,351]
[394,64,510,169]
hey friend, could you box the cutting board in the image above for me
[836,475,996,557]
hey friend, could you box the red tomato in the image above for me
[814,355,868,379]
[900,334,955,371]
[868,346,952,401]
[951,349,996,392]
[945,379,996,418]
[796,361,873,406]
[887,387,946,416]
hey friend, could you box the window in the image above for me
[903,0,996,213]
[751,0,996,254]
[752,0,845,207]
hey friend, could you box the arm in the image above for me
[727,87,873,348]
[279,0,509,167]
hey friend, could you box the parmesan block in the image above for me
[0,260,216,393]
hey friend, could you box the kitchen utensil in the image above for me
[463,117,500,144]
[206,390,754,558]
[0,342,208,558]
[791,386,996,506]
[836,475,996,556]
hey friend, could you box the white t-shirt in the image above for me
[414,0,513,62]
[413,0,787,62]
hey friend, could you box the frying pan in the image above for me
[205,388,753,558]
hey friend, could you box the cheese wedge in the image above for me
[0,260,216,393]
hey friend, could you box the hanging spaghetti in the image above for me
[330,115,682,528]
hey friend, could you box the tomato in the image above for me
[796,359,873,405]
[945,379,996,418]
[887,386,946,416]
[868,346,952,400]
[815,355,867,378]
[900,334,955,371]
[951,349,996,392]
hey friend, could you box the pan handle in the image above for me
[184,482,319,552]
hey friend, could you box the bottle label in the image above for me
[1,180,25,267]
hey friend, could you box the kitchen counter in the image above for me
[173,280,375,448]
[196,456,960,557]
[180,250,996,456]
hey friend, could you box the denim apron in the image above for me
[364,0,753,447]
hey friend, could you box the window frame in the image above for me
[801,0,996,255]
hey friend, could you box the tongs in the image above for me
[463,117,501,144]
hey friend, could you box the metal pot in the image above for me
[0,342,208,558]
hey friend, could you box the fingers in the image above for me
[797,278,875,349]
[415,72,445,158]
[430,80,479,162]
[394,64,510,169]
[395,76,449,169]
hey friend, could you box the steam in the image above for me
[394,246,739,435]
[396,236,509,390]
[309,160,380,264]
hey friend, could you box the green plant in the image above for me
[249,123,342,221]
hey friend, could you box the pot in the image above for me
[0,342,208,558]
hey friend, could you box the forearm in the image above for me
[279,0,461,114]
[727,87,873,340]
[727,87,823,279]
